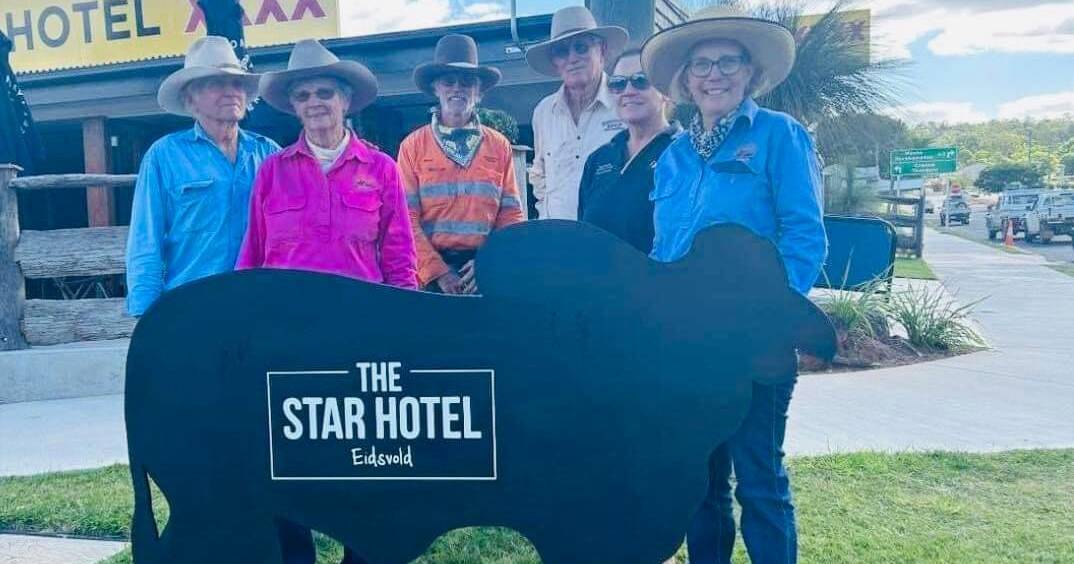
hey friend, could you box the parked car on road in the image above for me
[939,194,970,226]
[1025,190,1074,243]
[986,189,1041,240]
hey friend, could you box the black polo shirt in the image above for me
[577,125,680,254]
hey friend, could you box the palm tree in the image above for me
[674,1,908,128]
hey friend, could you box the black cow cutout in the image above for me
[125,221,835,564]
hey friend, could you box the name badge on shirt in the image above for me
[602,119,625,132]
[595,163,616,176]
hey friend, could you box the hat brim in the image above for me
[158,66,261,117]
[259,60,379,116]
[413,62,502,96]
[526,26,629,77]
[640,17,795,102]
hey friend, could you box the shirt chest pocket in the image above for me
[173,179,220,234]
[264,191,307,240]
[340,189,382,242]
[707,159,772,214]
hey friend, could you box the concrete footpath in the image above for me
[0,534,125,564]
[788,228,1074,455]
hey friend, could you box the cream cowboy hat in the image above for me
[640,5,796,102]
[157,36,261,117]
[260,39,378,116]
[413,34,502,96]
[525,6,629,77]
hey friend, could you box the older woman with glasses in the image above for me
[641,6,826,564]
[577,48,679,253]
[236,39,417,291]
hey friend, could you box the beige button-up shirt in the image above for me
[528,74,625,220]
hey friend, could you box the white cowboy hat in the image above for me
[413,34,502,96]
[158,36,261,117]
[640,5,796,102]
[525,6,629,77]
[260,39,378,116]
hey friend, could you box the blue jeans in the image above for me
[687,377,798,564]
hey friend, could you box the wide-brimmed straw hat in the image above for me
[525,6,629,77]
[640,5,796,102]
[158,36,261,117]
[260,39,378,116]
[413,34,502,96]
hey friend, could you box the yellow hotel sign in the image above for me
[3,0,340,74]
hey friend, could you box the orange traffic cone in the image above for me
[1004,219,1015,247]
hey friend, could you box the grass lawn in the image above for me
[2,450,1072,563]
[894,257,936,280]
[1048,263,1074,279]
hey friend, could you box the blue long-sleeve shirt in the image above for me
[649,99,827,295]
[125,123,279,315]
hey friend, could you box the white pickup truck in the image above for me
[985,189,1040,240]
[1025,190,1074,243]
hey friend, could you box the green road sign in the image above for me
[890,147,958,176]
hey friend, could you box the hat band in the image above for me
[553,26,593,40]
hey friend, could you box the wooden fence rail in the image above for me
[1,165,136,350]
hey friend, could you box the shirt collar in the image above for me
[553,72,614,113]
[282,129,371,164]
[739,98,759,126]
[188,121,253,146]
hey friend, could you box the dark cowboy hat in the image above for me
[413,34,502,96]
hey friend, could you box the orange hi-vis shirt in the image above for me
[398,124,525,286]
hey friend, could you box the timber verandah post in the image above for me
[0,163,27,351]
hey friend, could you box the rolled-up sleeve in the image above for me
[771,123,827,295]
[378,163,419,289]
[125,146,167,316]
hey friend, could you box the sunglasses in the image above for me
[551,37,597,58]
[289,88,338,103]
[687,55,748,78]
[437,74,479,88]
[608,73,651,94]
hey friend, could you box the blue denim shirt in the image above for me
[649,99,826,295]
[125,123,280,315]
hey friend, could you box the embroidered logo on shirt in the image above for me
[603,119,625,131]
[595,163,616,176]
[735,144,758,162]
[354,178,377,190]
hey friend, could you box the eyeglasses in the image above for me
[687,55,748,78]
[607,73,652,94]
[289,88,337,103]
[437,74,479,88]
[551,37,597,59]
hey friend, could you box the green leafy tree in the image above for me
[814,113,910,177]
[974,163,1046,193]
[1061,153,1074,176]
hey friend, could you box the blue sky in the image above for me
[340,0,1074,124]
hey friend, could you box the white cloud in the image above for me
[340,0,510,37]
[461,2,510,20]
[997,91,1074,120]
[801,0,1074,59]
[886,102,989,125]
[341,0,453,36]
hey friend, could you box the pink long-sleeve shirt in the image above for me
[236,133,418,289]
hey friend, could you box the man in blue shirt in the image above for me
[126,36,279,316]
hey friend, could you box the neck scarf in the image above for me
[689,104,742,161]
[432,109,483,168]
